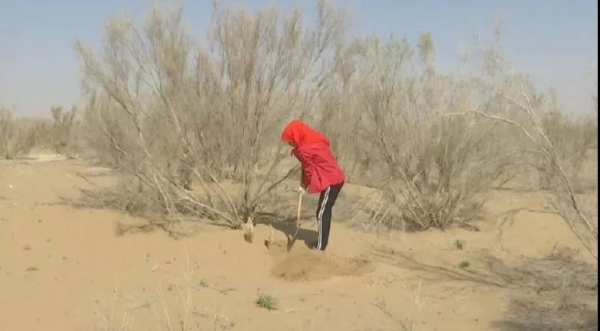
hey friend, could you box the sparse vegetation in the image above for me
[371,282,425,331]
[72,0,352,239]
[454,240,464,250]
[0,106,42,159]
[0,104,81,160]
[255,293,278,311]
[65,1,596,259]
[459,260,471,269]
[0,1,592,256]
[49,106,79,157]
[492,247,598,331]
[0,2,597,331]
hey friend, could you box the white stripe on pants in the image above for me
[316,186,331,250]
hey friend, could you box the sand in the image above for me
[0,151,596,331]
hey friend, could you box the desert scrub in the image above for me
[256,293,277,310]
[454,240,464,250]
[0,107,41,159]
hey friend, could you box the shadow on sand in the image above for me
[267,216,318,249]
[373,245,598,331]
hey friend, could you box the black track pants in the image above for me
[315,182,344,251]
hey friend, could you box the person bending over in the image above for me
[281,119,345,251]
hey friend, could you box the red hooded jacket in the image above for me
[281,120,345,194]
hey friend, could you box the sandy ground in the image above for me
[0,152,597,331]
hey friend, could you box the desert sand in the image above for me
[0,151,597,331]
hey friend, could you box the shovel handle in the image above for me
[296,192,303,228]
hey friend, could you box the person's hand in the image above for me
[298,186,306,195]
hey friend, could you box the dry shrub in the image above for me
[0,105,80,159]
[75,0,349,235]
[539,109,597,191]
[541,109,596,174]
[499,93,598,192]
[73,0,597,252]
[452,26,598,259]
[49,106,79,157]
[0,106,42,159]
[337,25,598,259]
[320,34,516,231]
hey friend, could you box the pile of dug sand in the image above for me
[267,241,374,281]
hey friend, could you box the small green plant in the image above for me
[453,240,464,250]
[256,293,277,310]
[199,279,208,288]
[458,261,470,269]
[26,266,38,272]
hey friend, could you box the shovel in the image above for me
[286,192,303,252]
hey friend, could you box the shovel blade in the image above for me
[286,227,300,252]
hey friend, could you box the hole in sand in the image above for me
[267,241,375,281]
